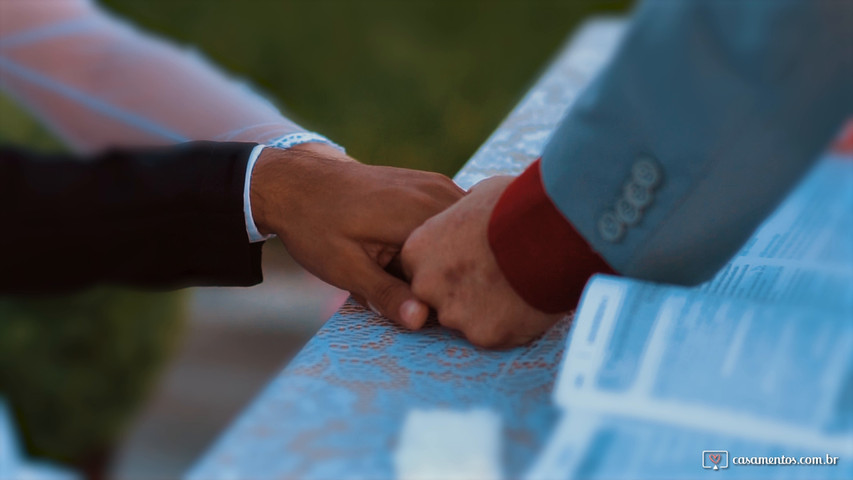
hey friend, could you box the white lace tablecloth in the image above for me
[188,19,626,480]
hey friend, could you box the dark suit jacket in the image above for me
[0,141,264,293]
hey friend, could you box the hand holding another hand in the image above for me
[250,143,465,328]
[402,176,563,348]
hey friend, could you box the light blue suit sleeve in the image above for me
[541,0,852,284]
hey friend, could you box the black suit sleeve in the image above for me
[0,141,264,293]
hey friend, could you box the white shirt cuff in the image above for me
[243,132,344,243]
[244,144,271,243]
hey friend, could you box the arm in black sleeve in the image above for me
[0,141,264,293]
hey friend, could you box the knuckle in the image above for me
[402,228,425,260]
[424,172,463,196]
[432,171,449,180]
[467,325,511,349]
[410,275,429,300]
[372,281,398,311]
[467,330,504,349]
[425,171,450,184]
[400,248,415,276]
[437,310,461,329]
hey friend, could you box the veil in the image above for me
[0,0,312,153]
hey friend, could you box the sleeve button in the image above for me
[623,181,653,209]
[598,212,625,243]
[615,198,642,226]
[632,157,662,189]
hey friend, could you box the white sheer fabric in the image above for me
[0,0,311,152]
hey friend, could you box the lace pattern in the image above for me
[189,19,627,480]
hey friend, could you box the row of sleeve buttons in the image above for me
[597,156,663,243]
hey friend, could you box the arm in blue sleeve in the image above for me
[541,0,852,284]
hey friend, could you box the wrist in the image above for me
[487,159,615,313]
[250,143,354,236]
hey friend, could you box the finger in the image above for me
[400,228,422,282]
[350,292,369,309]
[468,175,514,193]
[399,227,445,309]
[357,262,429,330]
[424,175,467,204]
[385,254,406,281]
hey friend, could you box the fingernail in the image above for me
[367,302,381,316]
[400,299,424,327]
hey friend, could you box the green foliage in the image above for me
[0,94,65,150]
[0,289,185,464]
[101,0,629,176]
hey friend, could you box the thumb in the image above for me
[359,263,429,330]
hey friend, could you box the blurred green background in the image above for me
[102,0,629,174]
[1,0,629,475]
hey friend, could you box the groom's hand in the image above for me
[251,143,464,328]
[401,176,562,348]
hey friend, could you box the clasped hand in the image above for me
[401,176,562,348]
[252,145,561,348]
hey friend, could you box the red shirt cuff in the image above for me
[487,159,615,313]
[834,119,853,154]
